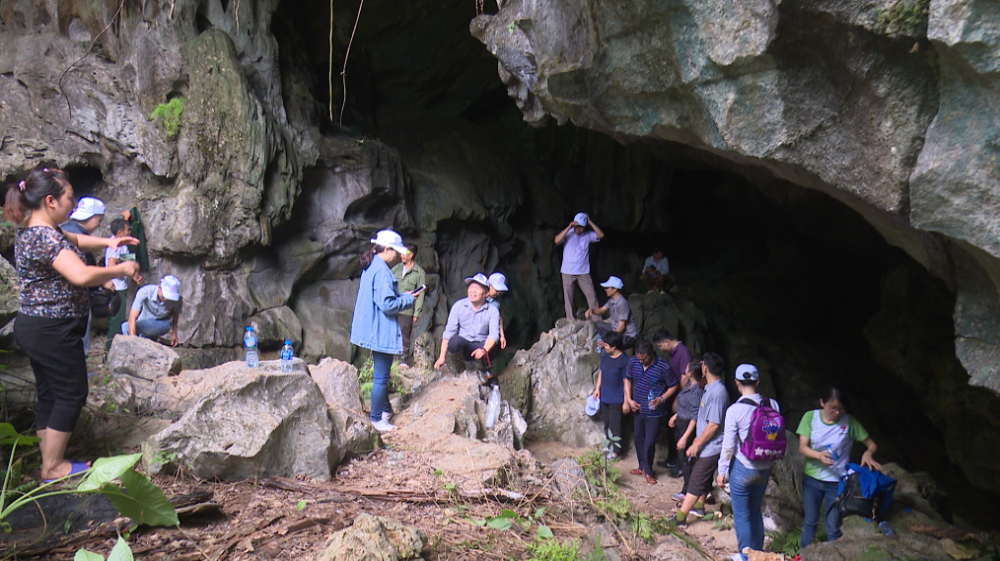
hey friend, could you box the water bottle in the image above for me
[878,521,895,536]
[244,326,258,368]
[648,389,657,409]
[826,445,839,462]
[280,340,293,373]
[595,335,603,353]
[485,385,502,428]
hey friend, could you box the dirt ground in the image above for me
[2,339,746,560]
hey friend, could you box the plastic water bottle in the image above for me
[826,445,839,462]
[878,521,895,536]
[280,340,293,373]
[244,326,259,368]
[485,385,502,428]
[595,335,603,353]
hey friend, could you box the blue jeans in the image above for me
[122,318,172,339]
[801,475,841,547]
[370,351,394,423]
[729,460,771,560]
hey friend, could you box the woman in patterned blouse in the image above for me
[4,166,140,482]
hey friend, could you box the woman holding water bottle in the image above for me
[350,230,419,433]
[796,387,882,548]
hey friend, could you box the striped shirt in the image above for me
[624,356,677,417]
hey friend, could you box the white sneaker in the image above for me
[382,411,393,424]
[372,419,397,433]
[730,554,745,561]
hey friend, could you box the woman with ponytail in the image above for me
[350,230,417,433]
[5,166,140,482]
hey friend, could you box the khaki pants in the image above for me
[562,273,599,320]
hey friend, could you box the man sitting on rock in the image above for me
[122,275,183,346]
[433,273,501,384]
[640,248,671,293]
[585,275,637,350]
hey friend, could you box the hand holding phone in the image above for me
[411,284,427,295]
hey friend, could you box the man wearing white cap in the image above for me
[122,275,183,346]
[434,273,501,384]
[61,197,106,353]
[486,272,508,349]
[554,212,604,320]
[585,275,637,350]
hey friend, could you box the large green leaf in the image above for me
[0,423,40,446]
[77,454,141,492]
[106,536,134,561]
[74,549,105,561]
[101,470,179,527]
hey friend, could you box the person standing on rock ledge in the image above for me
[5,167,139,482]
[554,212,604,320]
[391,243,425,368]
[351,230,418,433]
[433,273,501,385]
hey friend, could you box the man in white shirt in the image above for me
[640,249,671,293]
[554,212,605,320]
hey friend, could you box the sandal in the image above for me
[629,468,644,476]
[42,460,90,484]
[645,473,658,485]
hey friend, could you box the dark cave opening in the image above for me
[270,0,1000,527]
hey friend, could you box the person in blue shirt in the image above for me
[591,331,630,460]
[350,230,417,433]
[624,339,678,484]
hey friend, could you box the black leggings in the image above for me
[14,314,89,433]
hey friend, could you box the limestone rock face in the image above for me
[107,335,182,385]
[0,256,19,327]
[143,361,339,481]
[309,357,379,459]
[471,0,1000,392]
[504,320,602,447]
[317,513,426,561]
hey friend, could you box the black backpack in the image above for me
[89,287,121,319]
[833,471,883,522]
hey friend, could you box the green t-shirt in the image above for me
[796,409,869,482]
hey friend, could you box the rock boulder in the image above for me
[309,357,379,459]
[317,513,426,561]
[107,335,182,395]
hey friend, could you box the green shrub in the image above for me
[876,0,929,38]
[526,538,580,561]
[149,97,185,138]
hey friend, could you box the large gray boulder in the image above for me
[107,335,182,387]
[142,361,340,481]
[309,357,379,459]
[316,513,426,561]
[502,320,602,447]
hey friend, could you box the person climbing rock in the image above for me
[585,275,637,350]
[554,212,604,320]
[351,230,417,433]
[797,387,882,549]
[433,273,501,385]
[122,275,183,346]
[391,243,425,367]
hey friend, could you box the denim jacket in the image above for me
[350,255,415,354]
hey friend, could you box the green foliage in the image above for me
[296,500,307,511]
[149,97,185,138]
[1,425,179,531]
[75,535,135,561]
[468,507,552,539]
[876,0,929,39]
[358,355,406,401]
[767,528,802,556]
[525,538,579,561]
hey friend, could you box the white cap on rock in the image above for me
[370,230,410,255]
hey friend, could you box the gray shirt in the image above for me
[676,381,704,421]
[442,297,500,343]
[131,284,183,322]
[607,294,638,338]
[697,379,729,457]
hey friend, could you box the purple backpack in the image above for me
[738,397,786,461]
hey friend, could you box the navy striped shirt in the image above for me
[625,356,677,417]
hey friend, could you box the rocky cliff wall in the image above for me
[471,0,1000,394]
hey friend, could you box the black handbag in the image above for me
[89,287,122,319]
[833,471,883,521]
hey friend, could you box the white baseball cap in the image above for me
[159,275,181,301]
[574,212,588,226]
[464,273,490,287]
[585,394,600,416]
[488,272,508,292]
[70,197,106,221]
[370,230,410,255]
[600,276,624,289]
[735,364,760,381]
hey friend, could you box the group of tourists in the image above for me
[5,166,187,481]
